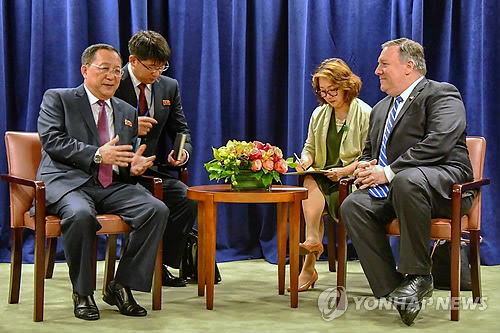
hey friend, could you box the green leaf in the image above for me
[252,171,263,180]
[262,173,273,186]
[272,171,281,183]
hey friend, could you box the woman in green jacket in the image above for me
[294,58,371,292]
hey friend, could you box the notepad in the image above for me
[284,169,330,176]
[172,133,187,160]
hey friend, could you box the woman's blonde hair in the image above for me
[312,58,362,105]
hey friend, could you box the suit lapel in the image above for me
[392,78,428,128]
[112,98,125,143]
[152,80,167,124]
[119,67,139,107]
[375,97,392,154]
[75,85,100,141]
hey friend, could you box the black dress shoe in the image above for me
[388,275,433,305]
[103,281,147,316]
[396,301,422,326]
[162,265,186,287]
[72,292,100,320]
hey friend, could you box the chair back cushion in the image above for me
[5,132,42,227]
[465,136,486,230]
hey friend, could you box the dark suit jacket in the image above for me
[362,78,474,199]
[114,66,193,178]
[37,84,138,206]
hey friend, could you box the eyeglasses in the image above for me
[88,64,123,77]
[137,58,169,73]
[316,88,339,98]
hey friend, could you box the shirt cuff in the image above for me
[384,166,395,183]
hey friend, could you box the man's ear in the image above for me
[406,60,415,75]
[81,65,87,79]
[129,55,136,64]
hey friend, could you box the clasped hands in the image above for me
[98,136,155,176]
[353,159,388,189]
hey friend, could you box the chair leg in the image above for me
[469,230,482,303]
[336,222,347,307]
[45,238,57,279]
[9,228,23,304]
[103,235,117,295]
[450,234,461,321]
[152,239,163,310]
[34,230,46,322]
[326,216,336,272]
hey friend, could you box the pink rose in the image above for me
[275,158,288,174]
[263,143,272,151]
[251,159,263,172]
[254,141,265,149]
[263,159,274,171]
[249,147,262,160]
[273,147,283,162]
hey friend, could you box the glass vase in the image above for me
[231,170,271,191]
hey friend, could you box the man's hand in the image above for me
[167,149,187,166]
[138,116,158,136]
[131,144,156,176]
[354,159,388,189]
[99,136,135,167]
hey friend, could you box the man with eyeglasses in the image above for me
[36,43,168,320]
[115,30,197,288]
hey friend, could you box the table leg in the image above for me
[277,202,287,295]
[205,195,217,310]
[197,201,206,297]
[289,195,301,308]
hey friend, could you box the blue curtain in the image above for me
[1,0,498,265]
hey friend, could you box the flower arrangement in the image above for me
[204,140,295,187]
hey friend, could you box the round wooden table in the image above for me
[187,184,308,309]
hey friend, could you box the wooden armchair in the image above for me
[336,136,490,321]
[1,131,164,321]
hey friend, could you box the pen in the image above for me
[293,153,306,170]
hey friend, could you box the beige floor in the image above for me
[0,259,499,333]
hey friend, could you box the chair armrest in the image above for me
[1,174,41,188]
[157,164,189,185]
[1,174,47,232]
[453,178,490,194]
[139,175,163,201]
[339,177,356,205]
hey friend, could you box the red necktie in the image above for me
[138,83,147,116]
[97,100,112,188]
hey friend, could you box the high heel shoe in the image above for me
[287,269,319,292]
[299,242,324,259]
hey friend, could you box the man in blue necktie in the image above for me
[340,38,476,326]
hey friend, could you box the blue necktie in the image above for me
[368,96,402,198]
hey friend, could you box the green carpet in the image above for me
[0,259,498,333]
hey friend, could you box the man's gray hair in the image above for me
[382,38,427,75]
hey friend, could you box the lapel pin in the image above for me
[163,99,171,106]
[124,119,132,127]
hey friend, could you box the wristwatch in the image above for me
[93,149,103,164]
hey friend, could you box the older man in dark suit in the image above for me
[115,31,197,287]
[37,44,168,320]
[340,38,475,326]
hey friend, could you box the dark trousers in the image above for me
[48,180,168,296]
[161,177,197,268]
[340,168,474,298]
